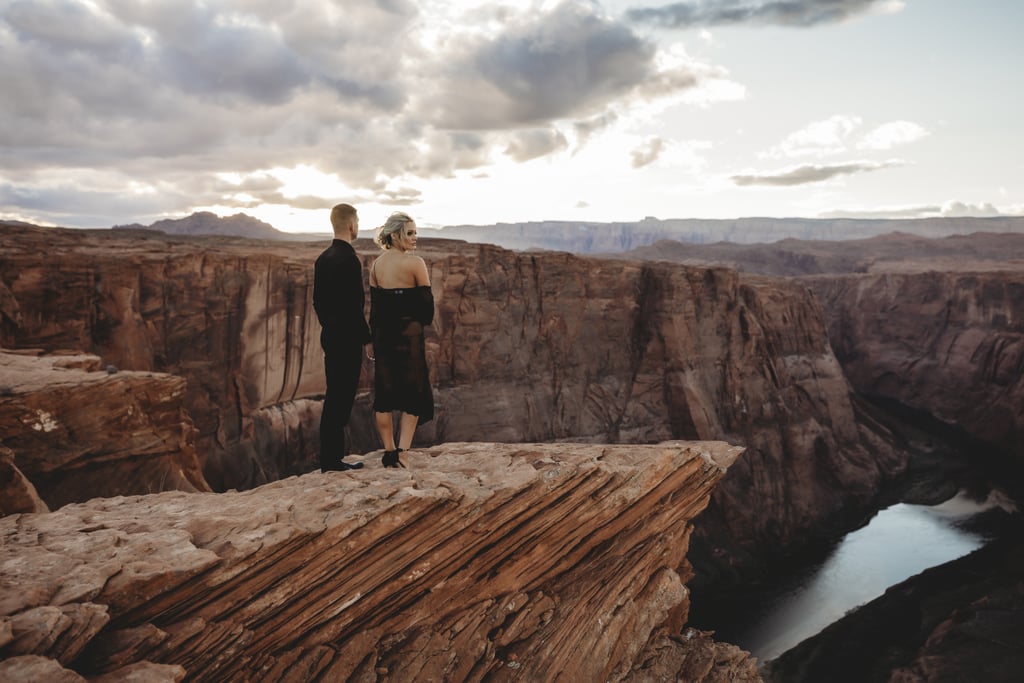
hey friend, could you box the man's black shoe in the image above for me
[325,460,364,472]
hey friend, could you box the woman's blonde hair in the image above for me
[375,212,414,250]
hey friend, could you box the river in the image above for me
[695,488,1017,662]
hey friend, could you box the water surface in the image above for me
[719,490,1010,661]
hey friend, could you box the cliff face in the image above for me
[0,224,904,581]
[0,441,760,683]
[807,270,1024,463]
[1,225,327,490]
[0,350,207,509]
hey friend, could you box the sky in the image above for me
[1,0,1022,233]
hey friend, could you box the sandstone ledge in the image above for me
[0,440,753,679]
[0,441,758,682]
[0,350,209,509]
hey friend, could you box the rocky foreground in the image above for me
[0,441,760,682]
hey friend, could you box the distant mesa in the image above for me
[113,211,286,240]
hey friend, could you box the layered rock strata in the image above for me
[808,270,1024,464]
[0,441,760,682]
[0,350,208,510]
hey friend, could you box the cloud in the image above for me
[941,200,1002,217]
[631,137,667,168]
[763,116,929,158]
[424,2,660,129]
[820,200,1006,219]
[0,181,188,228]
[2,0,739,228]
[505,129,570,162]
[819,205,942,219]
[573,111,620,147]
[763,115,862,158]
[731,159,903,186]
[627,0,900,29]
[858,120,930,150]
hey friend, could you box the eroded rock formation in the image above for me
[0,441,761,682]
[0,350,208,509]
[808,269,1024,464]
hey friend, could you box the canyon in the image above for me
[3,220,1022,680]
[0,223,904,587]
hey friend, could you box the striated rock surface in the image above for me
[807,270,1024,463]
[0,441,760,682]
[0,350,208,510]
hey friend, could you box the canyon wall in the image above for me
[1,226,327,493]
[0,441,760,682]
[0,224,904,582]
[807,270,1024,464]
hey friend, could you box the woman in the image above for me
[369,211,434,467]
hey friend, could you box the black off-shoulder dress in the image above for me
[369,284,435,423]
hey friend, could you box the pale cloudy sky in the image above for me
[1,0,1021,232]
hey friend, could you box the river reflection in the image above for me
[726,490,1011,662]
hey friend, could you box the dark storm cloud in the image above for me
[627,0,887,28]
[429,2,666,129]
[731,160,902,186]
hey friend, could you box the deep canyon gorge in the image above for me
[2,221,1022,681]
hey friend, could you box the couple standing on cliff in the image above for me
[313,203,434,471]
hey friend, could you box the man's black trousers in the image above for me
[320,344,362,470]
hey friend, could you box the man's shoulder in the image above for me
[316,241,354,261]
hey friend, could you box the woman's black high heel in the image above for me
[382,448,406,468]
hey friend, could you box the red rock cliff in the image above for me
[807,269,1024,463]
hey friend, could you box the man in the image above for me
[313,203,370,471]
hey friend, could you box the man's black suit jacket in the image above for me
[313,239,371,350]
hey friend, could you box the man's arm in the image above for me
[342,253,371,344]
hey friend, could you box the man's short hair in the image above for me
[330,203,357,235]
